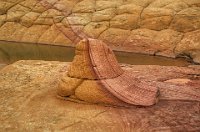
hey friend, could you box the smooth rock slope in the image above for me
[0,60,200,131]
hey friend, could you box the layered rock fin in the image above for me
[58,38,159,106]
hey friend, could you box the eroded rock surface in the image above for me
[0,60,200,131]
[57,39,159,106]
[0,0,199,63]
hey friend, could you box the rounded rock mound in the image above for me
[57,39,159,106]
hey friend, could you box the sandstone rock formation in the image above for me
[0,60,200,131]
[56,39,200,107]
[57,39,159,106]
[0,0,199,63]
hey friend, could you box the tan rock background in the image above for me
[0,0,200,63]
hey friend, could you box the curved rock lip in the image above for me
[87,39,158,106]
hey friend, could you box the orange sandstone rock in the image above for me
[57,39,159,106]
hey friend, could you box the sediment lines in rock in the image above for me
[0,0,199,63]
[1,60,200,131]
[57,39,200,106]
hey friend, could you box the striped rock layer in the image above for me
[0,0,200,63]
[58,39,159,106]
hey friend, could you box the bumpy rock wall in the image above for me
[0,0,200,62]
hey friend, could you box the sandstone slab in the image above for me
[20,12,40,27]
[92,8,116,22]
[72,0,95,13]
[170,7,200,32]
[110,14,139,30]
[123,29,183,57]
[175,30,200,63]
[83,22,109,38]
[0,0,200,63]
[0,60,200,131]
[99,28,131,46]
[95,0,122,11]
[140,8,174,30]
[117,4,142,15]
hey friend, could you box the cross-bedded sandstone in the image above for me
[0,0,199,63]
[1,59,200,131]
[57,39,158,106]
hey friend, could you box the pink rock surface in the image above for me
[0,60,200,131]
[62,39,159,106]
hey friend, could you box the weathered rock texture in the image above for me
[57,39,159,106]
[0,0,199,63]
[0,60,200,131]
